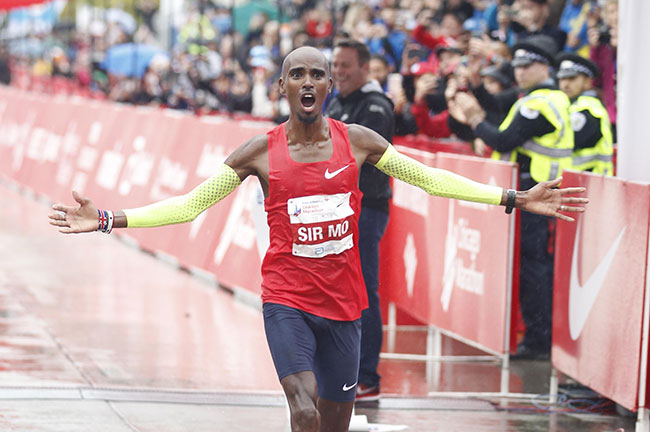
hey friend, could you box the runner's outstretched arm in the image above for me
[350,125,588,222]
[48,163,241,233]
[48,135,266,234]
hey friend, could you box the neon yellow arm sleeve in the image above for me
[375,145,503,205]
[123,163,242,228]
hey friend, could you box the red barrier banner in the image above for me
[0,88,272,296]
[379,148,517,354]
[552,171,650,411]
[379,147,437,324]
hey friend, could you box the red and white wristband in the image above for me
[97,209,114,234]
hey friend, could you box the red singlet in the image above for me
[261,118,368,321]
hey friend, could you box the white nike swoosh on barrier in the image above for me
[342,382,357,391]
[324,165,349,179]
[568,220,626,340]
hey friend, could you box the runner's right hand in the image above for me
[48,191,100,234]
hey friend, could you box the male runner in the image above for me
[49,46,587,432]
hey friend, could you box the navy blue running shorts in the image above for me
[262,302,361,402]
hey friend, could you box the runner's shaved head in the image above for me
[282,46,330,78]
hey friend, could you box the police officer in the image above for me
[556,52,614,176]
[325,39,395,400]
[448,34,573,360]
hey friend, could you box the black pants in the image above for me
[357,206,389,388]
[519,209,555,351]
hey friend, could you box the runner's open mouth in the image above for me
[301,94,316,110]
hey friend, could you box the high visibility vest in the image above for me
[492,88,574,183]
[178,15,216,55]
[570,94,614,176]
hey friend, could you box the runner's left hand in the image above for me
[518,177,588,222]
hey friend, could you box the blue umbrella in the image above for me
[102,43,168,78]
[105,8,137,34]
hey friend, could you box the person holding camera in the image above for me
[587,0,617,139]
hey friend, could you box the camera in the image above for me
[598,25,611,44]
[502,6,518,19]
[408,48,429,60]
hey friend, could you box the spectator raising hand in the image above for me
[448,90,484,128]
[468,35,492,59]
[445,74,459,101]
[473,137,489,156]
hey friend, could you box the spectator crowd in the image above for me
[2,0,618,144]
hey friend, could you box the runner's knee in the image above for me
[291,405,320,431]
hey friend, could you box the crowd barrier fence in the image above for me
[377,146,521,396]
[550,171,650,431]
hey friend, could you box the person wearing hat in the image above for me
[448,34,574,360]
[556,52,614,175]
[480,62,514,95]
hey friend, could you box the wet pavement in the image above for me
[0,179,636,431]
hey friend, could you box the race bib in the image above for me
[287,193,355,258]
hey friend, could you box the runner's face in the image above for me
[280,51,332,124]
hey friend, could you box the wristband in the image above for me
[98,209,106,231]
[505,189,516,214]
[105,210,114,234]
[97,209,114,234]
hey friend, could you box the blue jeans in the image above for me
[357,206,389,388]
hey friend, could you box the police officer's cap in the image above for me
[511,35,558,68]
[555,52,600,80]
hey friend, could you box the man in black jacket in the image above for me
[325,39,395,402]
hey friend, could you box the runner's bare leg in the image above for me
[281,371,320,432]
[317,398,355,432]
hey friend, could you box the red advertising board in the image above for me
[379,147,437,324]
[0,88,272,296]
[428,153,517,353]
[552,171,650,411]
[379,148,517,354]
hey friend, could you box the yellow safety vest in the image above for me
[178,15,217,55]
[492,88,574,183]
[570,94,614,176]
